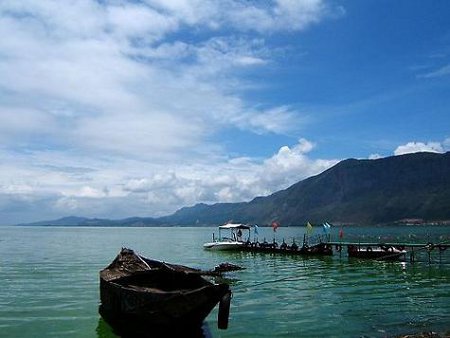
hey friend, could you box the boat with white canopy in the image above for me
[203,223,251,251]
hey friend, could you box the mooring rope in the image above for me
[232,274,307,291]
[414,240,449,252]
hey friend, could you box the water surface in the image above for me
[0,225,449,337]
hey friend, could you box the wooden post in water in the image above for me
[410,247,415,263]
[426,243,434,264]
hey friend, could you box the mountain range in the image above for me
[22,151,450,227]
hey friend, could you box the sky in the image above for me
[1,0,450,225]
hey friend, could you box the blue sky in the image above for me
[1,0,450,224]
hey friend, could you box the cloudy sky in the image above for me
[1,0,450,224]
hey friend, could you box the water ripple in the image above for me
[1,225,450,337]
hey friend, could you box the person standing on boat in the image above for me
[237,229,242,241]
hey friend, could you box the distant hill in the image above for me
[22,216,93,226]
[20,216,161,227]
[160,151,450,225]
[19,152,450,226]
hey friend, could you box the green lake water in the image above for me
[1,225,449,337]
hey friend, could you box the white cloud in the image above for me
[71,186,108,199]
[369,153,382,160]
[234,56,267,66]
[106,4,179,40]
[225,0,336,33]
[0,0,335,157]
[419,64,450,78]
[55,197,79,211]
[260,138,337,190]
[0,0,340,223]
[246,106,301,134]
[394,141,444,156]
[0,138,337,223]
[367,139,450,161]
[143,0,219,27]
[144,0,337,33]
[443,138,450,149]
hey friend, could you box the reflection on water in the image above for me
[96,318,213,338]
[96,318,117,338]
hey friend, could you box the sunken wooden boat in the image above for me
[99,248,231,335]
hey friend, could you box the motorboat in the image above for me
[203,223,251,251]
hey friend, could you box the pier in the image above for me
[241,240,332,256]
[327,241,450,249]
[205,223,450,263]
[237,239,450,263]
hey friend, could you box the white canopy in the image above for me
[219,223,251,230]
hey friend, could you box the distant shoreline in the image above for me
[10,221,450,227]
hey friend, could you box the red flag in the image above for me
[339,227,344,239]
[271,221,280,232]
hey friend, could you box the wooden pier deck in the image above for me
[235,240,450,263]
[328,241,450,249]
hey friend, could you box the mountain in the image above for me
[19,152,450,226]
[161,151,450,225]
[22,216,94,226]
[20,216,161,227]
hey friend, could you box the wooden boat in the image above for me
[99,248,231,336]
[347,244,407,260]
[203,223,251,251]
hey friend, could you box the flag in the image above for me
[254,224,259,235]
[271,221,280,232]
[306,221,313,235]
[339,227,344,239]
[322,222,331,234]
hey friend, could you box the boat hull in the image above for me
[100,277,228,327]
[203,241,245,251]
[99,304,213,337]
[347,245,406,260]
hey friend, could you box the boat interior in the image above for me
[112,270,210,292]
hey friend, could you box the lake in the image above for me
[0,225,449,337]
